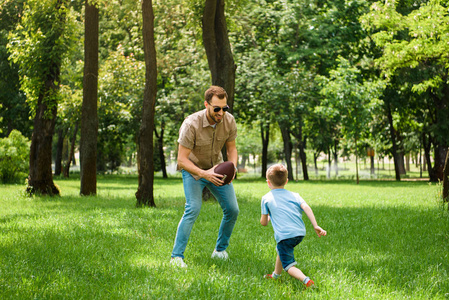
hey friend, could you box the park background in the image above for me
[1,0,449,194]
[1,0,449,299]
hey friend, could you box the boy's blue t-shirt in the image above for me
[261,189,306,243]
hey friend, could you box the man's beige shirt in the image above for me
[177,109,237,179]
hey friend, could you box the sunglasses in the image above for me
[213,105,230,113]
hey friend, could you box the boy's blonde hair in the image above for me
[266,164,288,187]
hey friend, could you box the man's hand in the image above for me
[202,168,225,186]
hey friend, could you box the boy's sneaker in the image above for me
[263,273,280,279]
[211,249,229,260]
[305,279,315,289]
[170,257,187,268]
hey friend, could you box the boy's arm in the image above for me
[260,214,269,226]
[300,202,327,237]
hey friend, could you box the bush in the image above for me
[0,130,30,183]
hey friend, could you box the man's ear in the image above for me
[204,100,208,108]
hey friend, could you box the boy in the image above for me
[260,164,327,288]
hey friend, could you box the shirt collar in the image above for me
[201,108,223,128]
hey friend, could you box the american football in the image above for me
[214,161,235,185]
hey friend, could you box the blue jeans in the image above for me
[171,170,239,258]
[276,236,304,271]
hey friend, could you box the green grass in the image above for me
[1,176,448,299]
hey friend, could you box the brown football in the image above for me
[214,161,235,185]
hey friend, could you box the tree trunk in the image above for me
[54,128,64,176]
[429,83,449,182]
[27,80,60,196]
[398,152,406,175]
[293,123,309,180]
[154,121,167,178]
[279,124,293,181]
[423,132,433,180]
[202,0,236,111]
[242,154,248,169]
[419,146,423,178]
[442,147,449,203]
[261,123,270,178]
[433,145,448,182]
[295,143,300,180]
[299,140,309,180]
[136,0,157,207]
[406,153,410,172]
[63,123,79,178]
[26,0,66,196]
[386,102,401,181]
[333,140,339,176]
[80,0,99,196]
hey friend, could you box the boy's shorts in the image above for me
[276,236,304,271]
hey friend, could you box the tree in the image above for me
[63,123,79,177]
[8,0,75,195]
[318,57,384,184]
[361,0,449,181]
[80,0,99,195]
[202,0,236,111]
[58,68,83,178]
[135,0,157,207]
[283,63,315,180]
[97,46,144,173]
[234,49,277,178]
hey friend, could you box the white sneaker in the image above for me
[170,256,187,268]
[211,249,229,260]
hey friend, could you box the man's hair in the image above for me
[266,164,288,187]
[205,85,228,103]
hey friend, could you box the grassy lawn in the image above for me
[1,176,448,299]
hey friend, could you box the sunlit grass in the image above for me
[1,176,448,299]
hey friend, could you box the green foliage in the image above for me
[7,0,78,117]
[0,177,447,298]
[3,0,446,178]
[99,0,142,59]
[97,46,145,172]
[361,0,449,87]
[361,0,449,175]
[153,0,211,161]
[0,0,32,138]
[318,57,385,152]
[0,129,30,183]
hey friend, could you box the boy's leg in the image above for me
[288,267,315,287]
[274,254,283,275]
[275,237,315,287]
[264,254,283,279]
[277,236,309,280]
[208,182,239,251]
[171,170,204,258]
[287,266,306,282]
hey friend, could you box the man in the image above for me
[170,86,239,268]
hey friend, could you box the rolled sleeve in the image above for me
[227,122,237,143]
[178,122,195,150]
